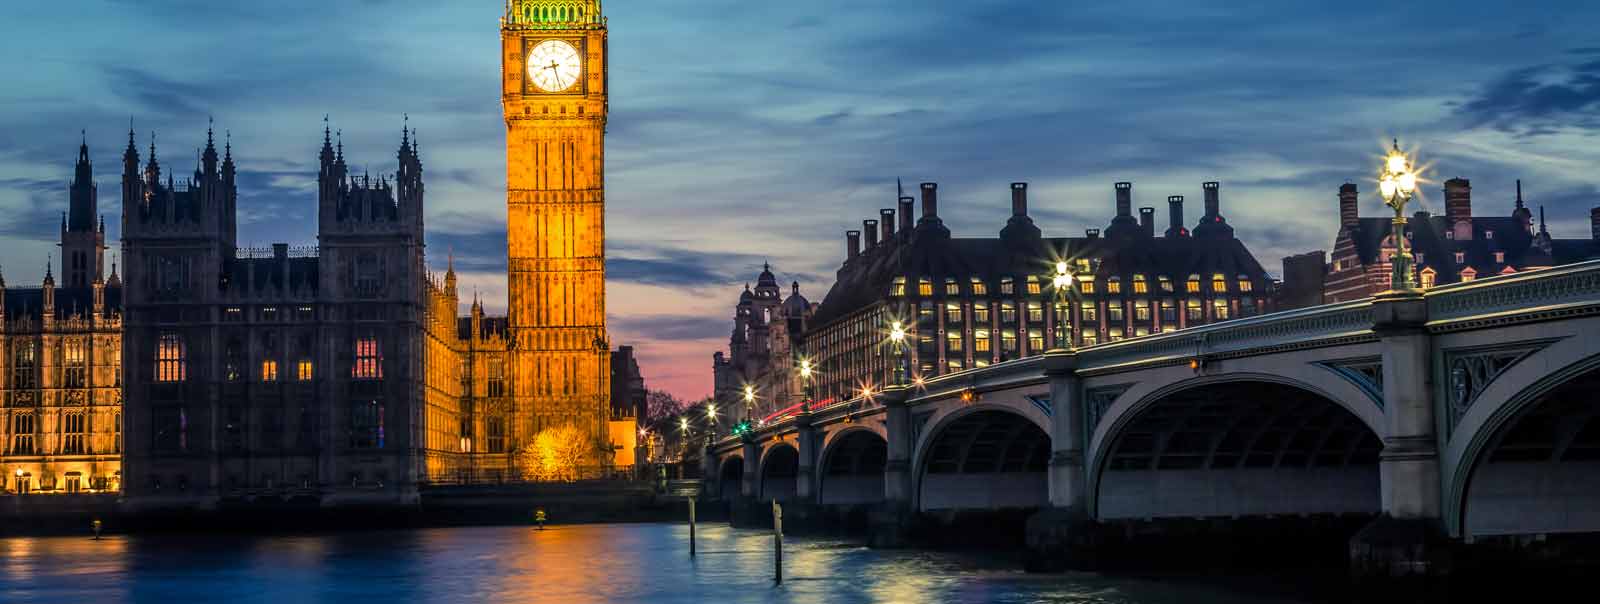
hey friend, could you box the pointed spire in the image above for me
[43,256,54,285]
[61,211,67,231]
[207,116,215,148]
[223,130,233,164]
[99,214,105,233]
[79,130,89,162]
[336,129,344,161]
[1539,205,1549,235]
[1516,179,1524,209]
[402,113,410,149]
[0,264,6,288]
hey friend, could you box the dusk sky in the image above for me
[4,1,1600,400]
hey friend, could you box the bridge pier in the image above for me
[795,414,817,502]
[1026,351,1099,569]
[741,439,759,498]
[870,386,917,547]
[1352,291,1451,582]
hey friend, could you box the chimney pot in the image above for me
[1338,183,1359,229]
[1011,182,1028,216]
[1202,181,1220,217]
[1445,178,1472,240]
[1166,195,1187,237]
[919,182,938,222]
[897,197,914,234]
[1115,181,1132,217]
[1139,207,1156,237]
[863,220,879,248]
[846,230,861,260]
[880,208,895,241]
[1085,228,1100,239]
[1591,206,1600,241]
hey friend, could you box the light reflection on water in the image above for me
[0,524,1312,603]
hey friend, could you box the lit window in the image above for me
[974,329,991,353]
[946,331,963,351]
[1186,299,1203,321]
[11,342,36,390]
[297,359,314,381]
[62,412,86,455]
[1080,301,1098,322]
[1076,259,1091,272]
[1026,329,1044,352]
[891,277,906,297]
[1159,276,1174,293]
[156,334,186,383]
[487,359,505,397]
[1026,276,1041,295]
[945,278,960,296]
[1000,277,1015,295]
[1446,231,1455,240]
[1001,329,1018,351]
[353,337,383,380]
[1132,274,1148,294]
[918,278,933,297]
[1108,328,1125,342]
[1079,277,1096,294]
[1000,303,1016,323]
[1485,230,1495,240]
[1081,331,1099,346]
[1237,276,1252,292]
[1211,273,1227,292]
[10,413,36,455]
[973,303,990,324]
[63,339,86,388]
[1106,277,1121,294]
[261,360,279,382]
[970,277,987,296]
[1026,302,1043,322]
[1494,251,1505,263]
[1160,300,1176,322]
[1455,252,1465,264]
[1420,268,1437,288]
[1460,267,1477,282]
[1107,303,1124,323]
[1213,299,1230,320]
[1186,275,1202,293]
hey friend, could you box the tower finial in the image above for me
[1516,179,1524,208]
[1540,205,1549,234]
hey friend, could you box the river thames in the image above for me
[0,522,1344,603]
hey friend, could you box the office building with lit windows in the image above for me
[803,181,1273,406]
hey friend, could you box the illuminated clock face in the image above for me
[527,39,582,92]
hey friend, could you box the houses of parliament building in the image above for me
[0,1,620,506]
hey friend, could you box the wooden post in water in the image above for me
[688,495,697,557]
[772,499,783,584]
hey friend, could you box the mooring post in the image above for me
[688,495,697,558]
[773,499,783,584]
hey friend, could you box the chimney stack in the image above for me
[863,219,879,248]
[880,208,895,241]
[1202,181,1221,217]
[1011,182,1029,217]
[1591,206,1600,241]
[1139,207,1155,237]
[846,230,860,260]
[1115,182,1132,217]
[1165,195,1187,237]
[919,182,938,223]
[1445,178,1473,240]
[1338,183,1359,229]
[897,197,914,234]
[1085,228,1100,239]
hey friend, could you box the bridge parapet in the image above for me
[1426,258,1600,328]
[1079,300,1375,374]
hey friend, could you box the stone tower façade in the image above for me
[500,0,610,455]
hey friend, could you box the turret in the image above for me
[42,260,56,324]
[1338,183,1359,230]
[397,117,425,233]
[63,136,106,288]
[1511,179,1533,234]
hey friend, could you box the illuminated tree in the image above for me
[515,424,588,481]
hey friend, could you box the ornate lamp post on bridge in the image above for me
[887,320,909,386]
[1049,261,1078,351]
[798,358,815,413]
[1379,139,1421,291]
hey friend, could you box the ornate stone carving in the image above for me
[1442,339,1559,438]
[1084,384,1133,442]
[1314,357,1384,409]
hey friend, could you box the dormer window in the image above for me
[1000,277,1015,295]
[970,277,987,296]
[1420,268,1437,288]
[1454,252,1465,264]
[1494,251,1505,263]
[1485,230,1494,240]
[1445,231,1455,240]
[945,277,960,296]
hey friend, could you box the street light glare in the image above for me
[1398,172,1416,194]
[1055,261,1068,274]
[1386,151,1408,174]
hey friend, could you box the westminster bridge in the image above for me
[705,259,1600,575]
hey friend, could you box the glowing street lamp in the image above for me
[706,402,717,422]
[742,384,756,423]
[1049,260,1077,351]
[1379,139,1420,291]
[798,358,815,412]
[887,320,908,386]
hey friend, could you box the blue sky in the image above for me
[4,1,1600,399]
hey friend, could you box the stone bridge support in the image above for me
[1351,291,1449,580]
[870,386,915,547]
[1026,352,1095,567]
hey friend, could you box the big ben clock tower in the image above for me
[501,0,610,457]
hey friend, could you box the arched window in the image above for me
[156,333,186,383]
[1211,273,1227,293]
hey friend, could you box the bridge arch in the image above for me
[817,427,888,505]
[1089,378,1382,520]
[716,455,744,501]
[1447,350,1600,538]
[758,442,799,502]
[914,405,1050,512]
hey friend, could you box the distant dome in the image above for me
[757,262,778,287]
[781,281,808,314]
[739,284,754,302]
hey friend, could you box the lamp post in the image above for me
[742,385,756,424]
[1050,261,1077,351]
[798,358,814,413]
[888,320,908,386]
[1379,139,1420,291]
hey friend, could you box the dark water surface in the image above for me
[0,523,1322,603]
